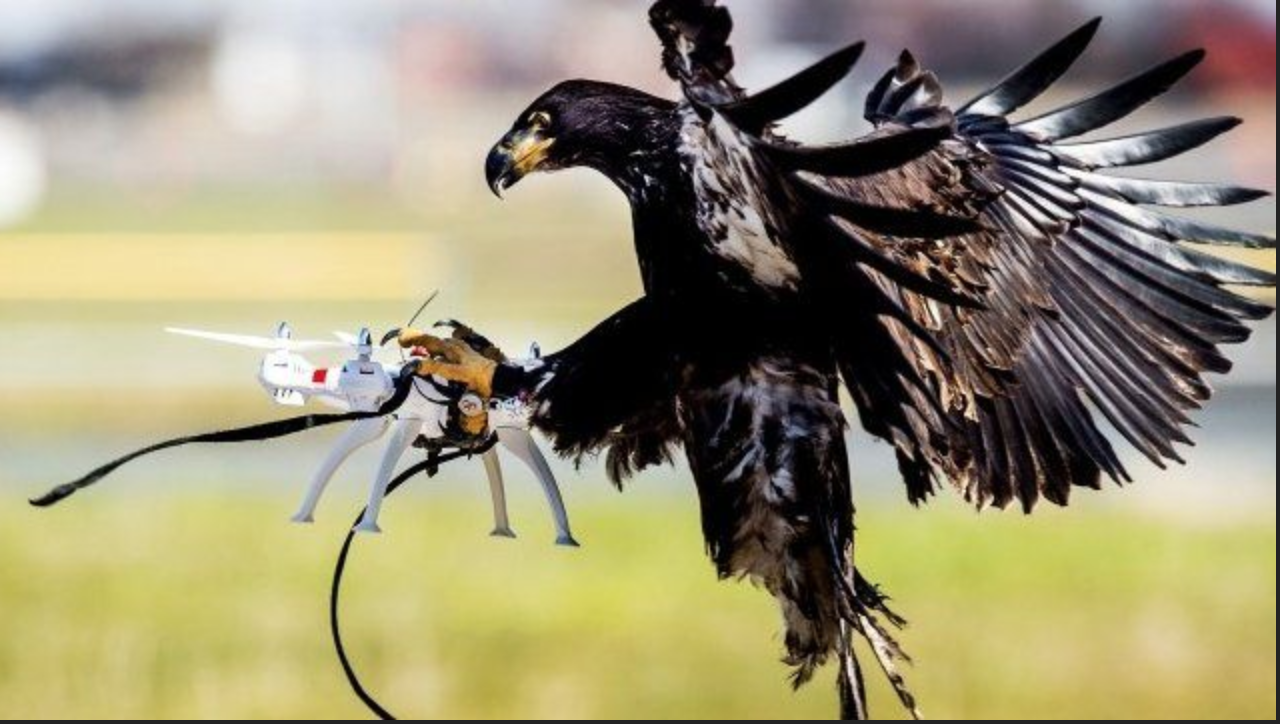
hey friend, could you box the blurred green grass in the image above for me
[2,490,1273,720]
[2,172,1273,719]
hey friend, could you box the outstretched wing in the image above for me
[827,21,1275,511]
[653,5,1274,511]
[520,297,684,482]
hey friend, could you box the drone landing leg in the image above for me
[354,418,418,534]
[482,448,517,539]
[292,417,390,524]
[496,428,578,547]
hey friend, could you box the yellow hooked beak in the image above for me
[486,128,555,197]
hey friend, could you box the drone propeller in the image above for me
[167,327,349,353]
[333,331,360,346]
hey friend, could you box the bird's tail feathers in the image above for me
[769,521,920,719]
[828,532,922,720]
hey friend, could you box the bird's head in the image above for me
[486,80,676,198]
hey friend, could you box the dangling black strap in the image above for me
[30,367,420,508]
[331,461,427,721]
[330,439,498,721]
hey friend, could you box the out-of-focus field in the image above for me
[0,492,1273,720]
[0,187,1274,721]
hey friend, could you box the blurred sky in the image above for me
[0,0,1274,219]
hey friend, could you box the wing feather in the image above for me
[649,7,1274,513]
[1054,117,1243,168]
[717,42,865,133]
[750,21,1273,509]
[1016,50,1206,141]
[1069,171,1268,208]
[959,17,1101,117]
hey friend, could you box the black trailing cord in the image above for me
[30,366,420,508]
[330,437,499,721]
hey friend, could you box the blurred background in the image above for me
[0,0,1274,718]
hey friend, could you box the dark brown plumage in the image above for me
[475,1,1275,718]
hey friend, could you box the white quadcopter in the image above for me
[28,306,581,720]
[166,321,577,545]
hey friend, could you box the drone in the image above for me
[30,307,580,719]
[163,321,578,545]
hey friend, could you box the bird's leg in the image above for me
[292,417,390,524]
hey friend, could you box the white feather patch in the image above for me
[680,109,801,290]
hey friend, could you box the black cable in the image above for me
[30,366,419,508]
[329,438,498,721]
[32,346,494,720]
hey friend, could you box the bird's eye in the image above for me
[528,111,552,128]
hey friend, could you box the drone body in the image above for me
[166,323,578,545]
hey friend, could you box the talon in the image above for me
[397,328,452,356]
[397,327,430,348]
[436,319,481,342]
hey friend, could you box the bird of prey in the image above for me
[398,0,1276,717]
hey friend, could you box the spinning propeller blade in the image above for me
[167,328,349,353]
[333,331,361,346]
